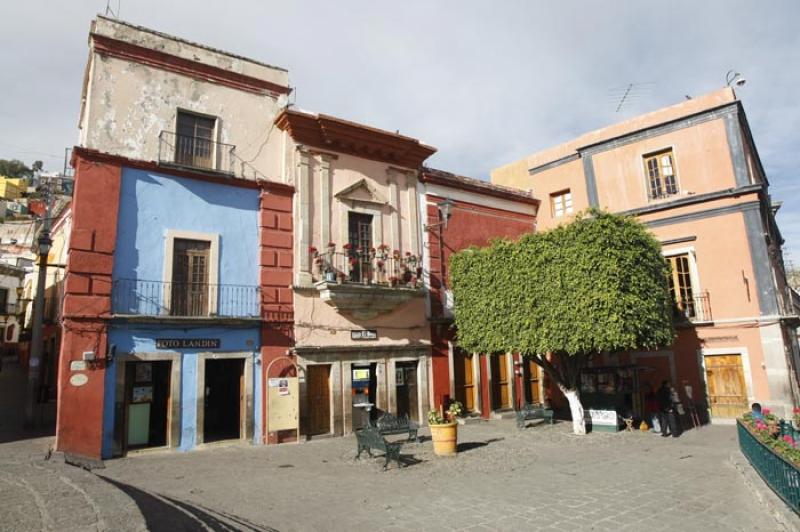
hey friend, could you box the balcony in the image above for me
[674,292,712,323]
[157,132,267,180]
[112,279,260,321]
[309,249,423,320]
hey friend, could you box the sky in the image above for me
[1,1,798,258]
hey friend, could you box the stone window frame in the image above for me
[162,229,220,315]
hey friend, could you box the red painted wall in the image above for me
[258,184,296,444]
[426,191,535,416]
[56,152,121,459]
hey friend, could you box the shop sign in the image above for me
[351,329,378,341]
[156,338,221,349]
[586,409,617,426]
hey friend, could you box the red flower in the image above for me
[793,407,800,414]
[309,246,317,253]
[762,407,771,415]
[405,251,411,256]
[327,242,336,247]
[343,243,352,249]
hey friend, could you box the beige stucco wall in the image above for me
[294,292,429,348]
[79,17,288,180]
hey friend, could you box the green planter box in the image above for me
[737,420,800,515]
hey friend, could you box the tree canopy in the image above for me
[450,210,675,433]
[0,159,42,179]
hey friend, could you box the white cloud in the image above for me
[1,0,798,257]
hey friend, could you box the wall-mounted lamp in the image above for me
[424,197,455,231]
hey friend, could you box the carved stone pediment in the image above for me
[334,179,388,206]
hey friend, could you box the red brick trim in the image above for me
[70,147,294,194]
[91,34,291,97]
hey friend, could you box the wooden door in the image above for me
[176,111,215,169]
[453,351,475,412]
[705,354,748,419]
[491,353,511,409]
[307,365,331,436]
[523,359,541,405]
[172,239,210,316]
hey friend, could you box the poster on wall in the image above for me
[135,363,152,383]
[132,386,153,403]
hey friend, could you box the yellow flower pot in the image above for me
[429,421,458,456]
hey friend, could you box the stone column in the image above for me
[388,172,400,252]
[319,155,333,248]
[297,149,312,286]
[406,172,420,256]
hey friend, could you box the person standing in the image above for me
[657,380,673,437]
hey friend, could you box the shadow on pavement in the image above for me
[0,358,56,445]
[457,438,504,453]
[100,476,277,532]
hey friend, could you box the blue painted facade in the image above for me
[102,167,262,458]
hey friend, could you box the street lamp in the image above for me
[726,70,747,87]
[23,228,52,429]
[424,197,455,231]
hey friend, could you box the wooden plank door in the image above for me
[523,359,541,405]
[453,351,475,412]
[491,353,511,409]
[307,365,331,436]
[704,354,748,419]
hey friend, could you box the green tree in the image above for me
[450,210,674,434]
[0,159,33,179]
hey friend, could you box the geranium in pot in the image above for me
[427,401,463,456]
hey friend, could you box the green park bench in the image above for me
[516,402,555,429]
[355,427,405,470]
[375,412,419,442]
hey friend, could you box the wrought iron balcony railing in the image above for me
[112,279,260,319]
[674,291,712,323]
[158,131,236,175]
[310,249,422,288]
[157,131,269,180]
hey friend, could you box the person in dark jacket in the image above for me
[656,380,673,437]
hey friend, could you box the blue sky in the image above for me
[1,1,798,259]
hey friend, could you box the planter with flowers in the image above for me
[427,401,463,456]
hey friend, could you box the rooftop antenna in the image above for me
[105,0,121,18]
[608,82,654,113]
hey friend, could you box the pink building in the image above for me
[493,88,800,421]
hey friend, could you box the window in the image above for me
[347,212,373,282]
[175,111,216,170]
[171,238,211,316]
[644,149,679,200]
[666,253,695,318]
[0,288,7,314]
[551,190,573,218]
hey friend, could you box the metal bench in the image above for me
[516,402,555,429]
[375,412,419,442]
[355,427,404,470]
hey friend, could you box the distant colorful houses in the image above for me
[51,16,800,461]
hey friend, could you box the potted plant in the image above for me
[427,401,463,456]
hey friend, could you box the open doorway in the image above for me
[204,358,244,443]
[395,361,419,422]
[125,360,171,451]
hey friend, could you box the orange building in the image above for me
[492,88,800,422]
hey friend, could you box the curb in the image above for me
[729,450,800,531]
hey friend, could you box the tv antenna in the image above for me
[105,0,121,18]
[608,82,654,113]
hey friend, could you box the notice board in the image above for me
[267,377,299,432]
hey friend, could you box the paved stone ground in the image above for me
[0,356,787,531]
[97,421,781,531]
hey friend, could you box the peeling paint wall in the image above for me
[80,17,289,181]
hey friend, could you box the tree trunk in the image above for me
[561,386,586,435]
